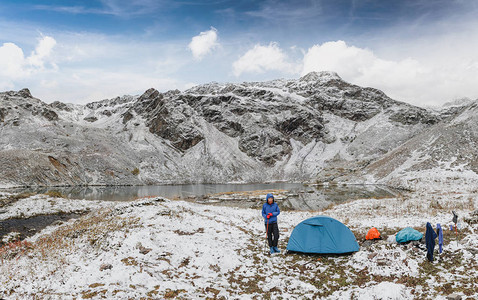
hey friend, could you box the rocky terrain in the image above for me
[0,71,477,188]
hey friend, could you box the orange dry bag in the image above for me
[366,227,381,240]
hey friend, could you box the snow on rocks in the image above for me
[0,74,449,186]
[0,192,477,299]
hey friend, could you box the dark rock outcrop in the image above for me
[389,107,438,125]
[41,109,59,121]
[83,116,98,122]
[17,88,33,98]
[49,101,72,112]
[130,89,205,152]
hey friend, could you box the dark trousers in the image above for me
[265,222,279,247]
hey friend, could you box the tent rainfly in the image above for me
[286,216,360,254]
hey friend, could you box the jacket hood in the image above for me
[266,193,274,203]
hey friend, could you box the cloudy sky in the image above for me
[1,0,478,107]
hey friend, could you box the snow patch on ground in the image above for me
[0,183,16,189]
[329,282,413,300]
[0,194,108,219]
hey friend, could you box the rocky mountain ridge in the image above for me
[0,72,476,189]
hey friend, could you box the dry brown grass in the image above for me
[29,207,140,259]
[43,190,67,198]
[0,192,36,208]
[0,240,33,262]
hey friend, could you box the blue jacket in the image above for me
[437,223,443,253]
[262,197,280,224]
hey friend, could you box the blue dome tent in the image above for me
[286,216,359,254]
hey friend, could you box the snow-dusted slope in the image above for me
[358,100,478,190]
[0,72,455,187]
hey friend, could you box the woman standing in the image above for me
[262,193,280,254]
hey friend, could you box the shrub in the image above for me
[44,190,66,198]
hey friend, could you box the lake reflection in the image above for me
[280,184,397,210]
[12,183,303,201]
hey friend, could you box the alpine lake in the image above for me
[1,183,399,245]
[7,182,399,211]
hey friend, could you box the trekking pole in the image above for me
[452,211,459,247]
[265,218,270,253]
[452,211,458,236]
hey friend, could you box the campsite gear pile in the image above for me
[392,222,448,262]
[285,211,459,262]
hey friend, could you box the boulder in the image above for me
[99,264,113,271]
[446,294,462,300]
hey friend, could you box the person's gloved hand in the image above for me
[267,213,273,219]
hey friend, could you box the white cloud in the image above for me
[301,41,440,106]
[232,42,297,77]
[0,31,193,103]
[0,43,26,80]
[299,38,478,106]
[0,35,57,89]
[302,40,423,84]
[31,68,189,103]
[188,27,219,60]
[27,35,57,69]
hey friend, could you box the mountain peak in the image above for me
[299,71,342,82]
[3,88,33,99]
[441,97,476,108]
[17,88,33,98]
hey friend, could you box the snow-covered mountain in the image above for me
[0,72,475,187]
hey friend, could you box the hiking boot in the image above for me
[273,246,280,253]
[270,247,275,254]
